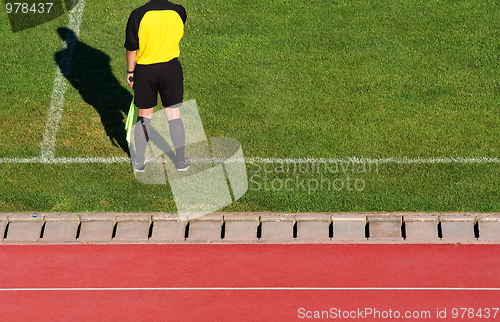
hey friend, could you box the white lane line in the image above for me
[0,287,498,291]
[40,0,87,161]
[0,156,499,164]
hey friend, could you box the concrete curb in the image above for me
[0,212,498,244]
[403,214,440,242]
[367,214,403,241]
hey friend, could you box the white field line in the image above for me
[213,157,500,165]
[0,157,129,164]
[0,156,499,164]
[0,287,498,291]
[40,0,86,161]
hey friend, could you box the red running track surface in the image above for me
[0,244,499,321]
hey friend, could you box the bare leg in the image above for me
[139,107,154,119]
[165,107,180,121]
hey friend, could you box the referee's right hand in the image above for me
[127,73,134,90]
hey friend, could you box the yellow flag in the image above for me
[125,96,139,145]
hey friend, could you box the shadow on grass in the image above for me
[55,27,131,156]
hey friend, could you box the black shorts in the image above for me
[134,58,183,109]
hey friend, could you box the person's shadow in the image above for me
[55,27,131,156]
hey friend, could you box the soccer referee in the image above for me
[124,0,190,172]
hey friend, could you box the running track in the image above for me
[0,244,499,321]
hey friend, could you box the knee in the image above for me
[165,107,181,121]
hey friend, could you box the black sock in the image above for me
[168,118,185,167]
[134,116,151,165]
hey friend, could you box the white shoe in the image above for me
[176,157,191,172]
[132,160,145,173]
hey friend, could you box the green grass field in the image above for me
[1,0,499,213]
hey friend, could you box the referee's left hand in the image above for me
[127,73,134,89]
